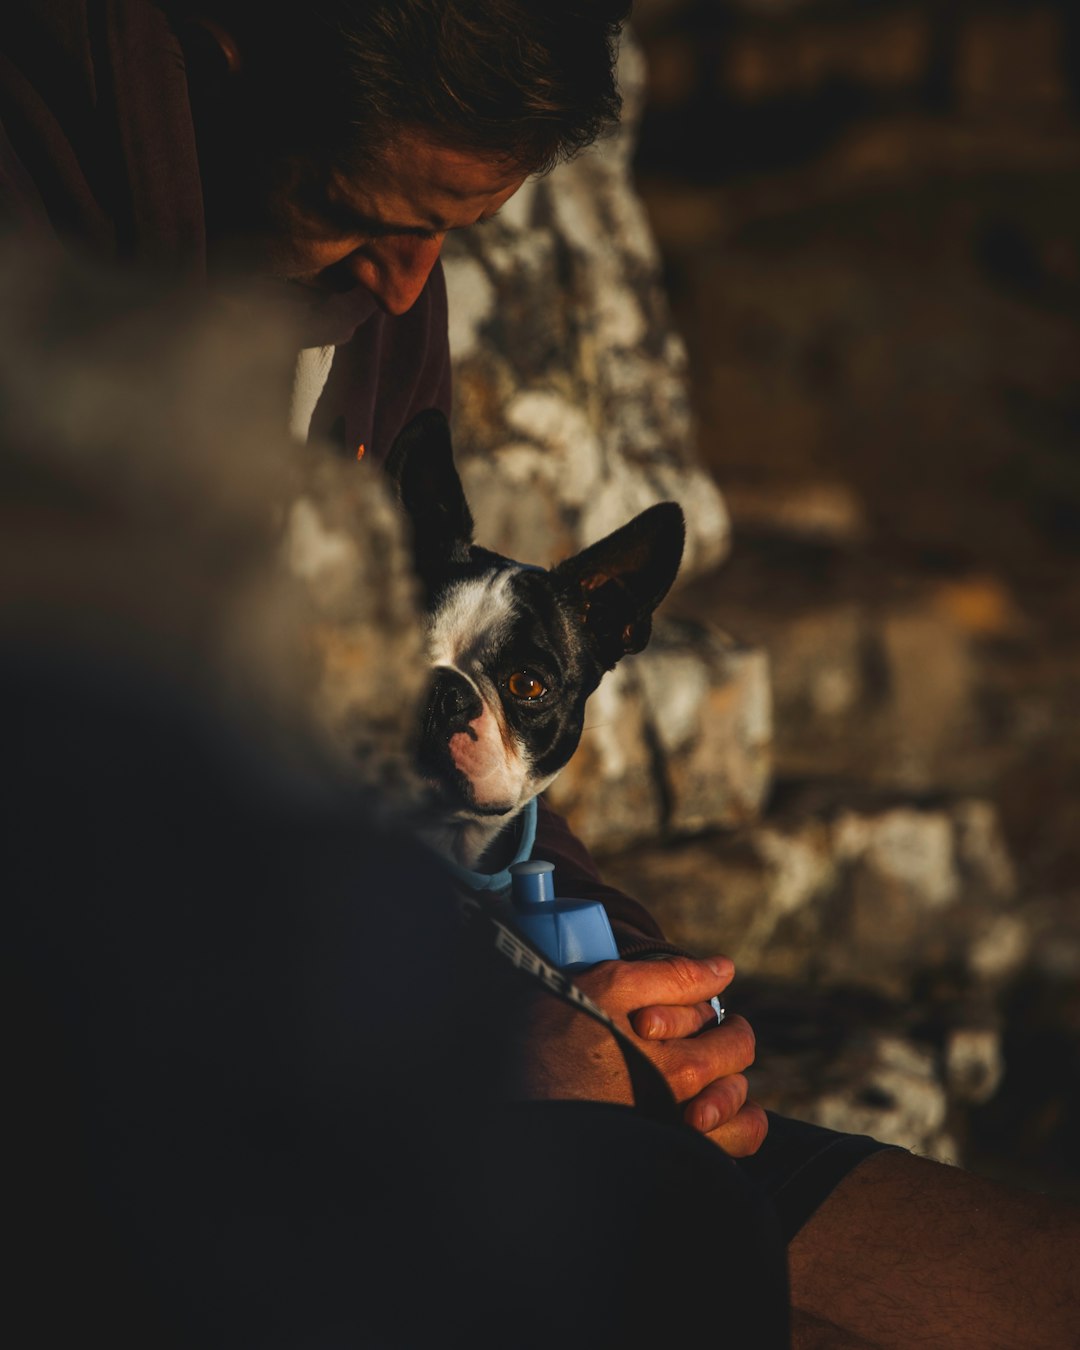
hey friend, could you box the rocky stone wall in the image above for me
[625,0,1080,1187]
[442,33,730,584]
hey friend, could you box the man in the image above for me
[0,0,771,1149]
[3,3,1078,1345]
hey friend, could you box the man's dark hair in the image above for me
[196,0,632,176]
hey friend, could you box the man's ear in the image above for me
[383,409,474,578]
[553,502,685,670]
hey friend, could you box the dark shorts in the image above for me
[735,1111,903,1243]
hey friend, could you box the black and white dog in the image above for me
[385,409,684,887]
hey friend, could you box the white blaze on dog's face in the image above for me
[425,569,536,814]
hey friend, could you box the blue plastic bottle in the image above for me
[508,859,619,972]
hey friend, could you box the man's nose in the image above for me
[347,234,446,315]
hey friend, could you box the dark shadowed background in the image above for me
[620,0,1080,1201]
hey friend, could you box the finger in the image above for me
[631,998,721,1041]
[685,1013,757,1081]
[705,1098,770,1159]
[683,1072,749,1134]
[653,1015,756,1102]
[646,1015,756,1103]
[580,953,735,1019]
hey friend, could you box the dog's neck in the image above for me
[422,798,538,879]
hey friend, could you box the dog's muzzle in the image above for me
[426,667,482,732]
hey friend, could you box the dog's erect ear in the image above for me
[384,409,474,573]
[553,502,685,669]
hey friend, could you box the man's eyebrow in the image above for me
[348,215,445,238]
[371,214,500,237]
[330,205,503,238]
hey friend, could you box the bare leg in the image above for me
[789,1150,1080,1349]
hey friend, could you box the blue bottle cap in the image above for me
[509,859,555,907]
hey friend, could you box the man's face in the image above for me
[235,128,527,315]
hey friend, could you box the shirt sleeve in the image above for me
[533,796,689,960]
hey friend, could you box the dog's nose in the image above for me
[427,668,482,731]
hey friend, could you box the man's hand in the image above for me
[512,954,768,1158]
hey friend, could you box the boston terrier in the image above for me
[385,408,685,890]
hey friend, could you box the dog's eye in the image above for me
[507,670,547,701]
